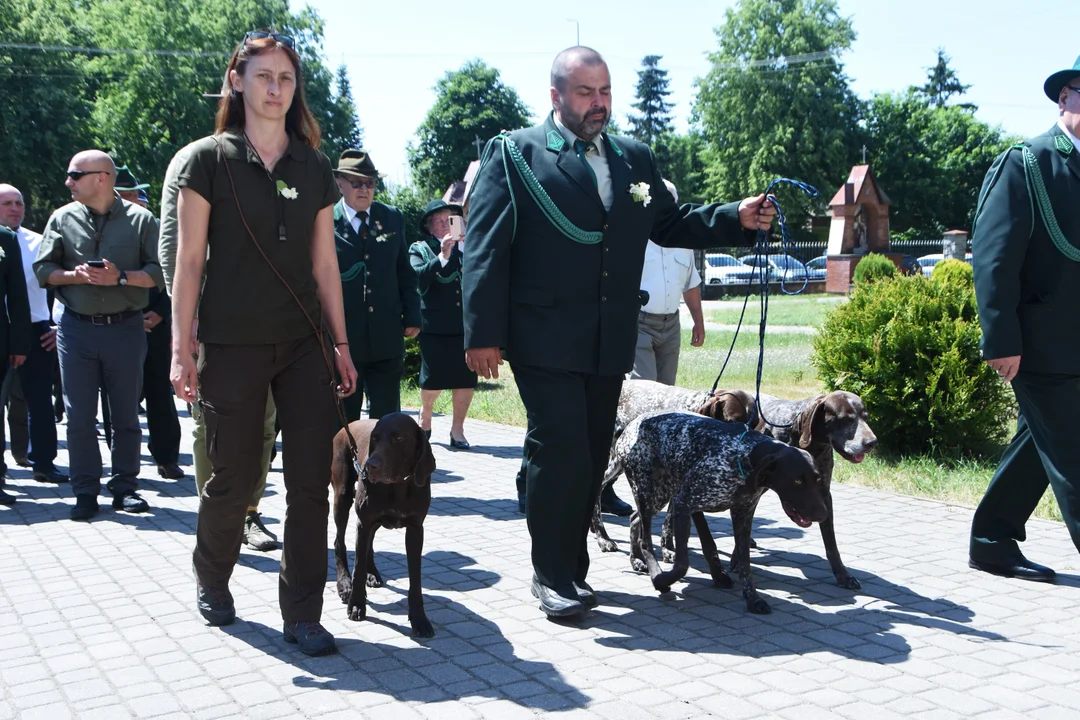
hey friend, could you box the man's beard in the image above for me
[559,100,609,140]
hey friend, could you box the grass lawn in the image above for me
[707,293,846,327]
[401,324,1061,522]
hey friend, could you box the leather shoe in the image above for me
[113,491,149,513]
[283,621,337,656]
[197,583,236,626]
[33,467,68,484]
[70,494,99,521]
[530,576,585,618]
[0,488,15,506]
[13,454,31,468]
[574,581,598,608]
[600,485,633,517]
[448,434,471,450]
[157,463,185,480]
[969,554,1056,583]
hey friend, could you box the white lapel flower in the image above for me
[629,182,651,207]
[0,247,6,261]
[373,220,396,242]
[275,180,298,200]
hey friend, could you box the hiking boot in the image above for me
[283,622,337,656]
[112,491,149,513]
[197,583,236,626]
[70,494,99,521]
[244,511,281,551]
[33,466,69,484]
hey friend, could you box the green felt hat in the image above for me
[114,165,150,191]
[1044,55,1080,101]
[418,199,462,233]
[334,149,384,179]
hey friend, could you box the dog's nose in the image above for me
[365,457,380,471]
[863,436,878,451]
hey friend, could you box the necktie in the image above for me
[357,211,368,235]
[573,140,598,189]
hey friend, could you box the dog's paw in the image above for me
[366,573,382,589]
[336,579,353,605]
[744,593,771,615]
[835,573,861,590]
[630,558,647,573]
[598,538,618,553]
[346,601,367,622]
[410,615,435,638]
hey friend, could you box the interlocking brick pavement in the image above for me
[2,403,1080,718]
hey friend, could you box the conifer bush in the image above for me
[811,274,1013,456]
[931,258,974,288]
[851,252,897,285]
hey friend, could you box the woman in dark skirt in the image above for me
[409,200,477,449]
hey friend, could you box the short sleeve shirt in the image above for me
[176,132,340,344]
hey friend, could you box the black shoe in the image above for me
[969,554,1056,583]
[530,576,585,618]
[157,463,185,480]
[600,485,633,517]
[0,488,14,506]
[283,622,337,656]
[423,429,431,440]
[574,581,599,608]
[244,511,281,551]
[33,467,68,484]
[449,434,470,450]
[112,491,149,513]
[517,492,527,515]
[13,454,31,468]
[197,583,236,626]
[70,494,99,521]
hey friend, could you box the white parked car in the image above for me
[704,253,756,286]
[804,256,828,282]
[737,254,810,283]
[916,253,971,277]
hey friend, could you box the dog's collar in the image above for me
[737,426,751,480]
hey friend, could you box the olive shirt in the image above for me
[176,132,340,345]
[34,195,164,315]
[158,140,200,292]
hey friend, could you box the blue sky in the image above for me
[310,0,1069,186]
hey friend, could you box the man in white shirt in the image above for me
[0,184,67,485]
[631,179,706,386]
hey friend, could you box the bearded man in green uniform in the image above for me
[463,46,775,618]
[332,150,421,422]
[969,56,1080,583]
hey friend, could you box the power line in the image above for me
[0,41,228,58]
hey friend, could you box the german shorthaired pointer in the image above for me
[615,411,827,614]
[752,391,877,589]
[592,380,756,552]
[331,412,437,637]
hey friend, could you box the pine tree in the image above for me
[920,48,972,109]
[323,64,364,157]
[627,55,674,147]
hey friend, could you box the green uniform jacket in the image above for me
[972,125,1080,374]
[409,236,464,336]
[334,199,421,363]
[463,113,755,375]
[0,227,30,359]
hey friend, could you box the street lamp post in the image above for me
[567,18,579,45]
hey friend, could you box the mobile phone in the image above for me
[87,260,106,269]
[448,215,464,241]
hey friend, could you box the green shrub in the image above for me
[932,258,974,288]
[851,252,897,285]
[403,336,422,387]
[811,274,1014,457]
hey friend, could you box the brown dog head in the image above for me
[364,412,436,487]
[796,391,877,463]
[698,389,757,426]
[747,440,827,528]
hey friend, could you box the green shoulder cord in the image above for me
[469,133,605,245]
[413,241,460,296]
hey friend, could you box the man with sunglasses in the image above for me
[34,150,165,521]
[332,149,420,422]
[970,56,1080,582]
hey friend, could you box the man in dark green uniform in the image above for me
[332,150,421,422]
[970,56,1080,583]
[463,46,775,618]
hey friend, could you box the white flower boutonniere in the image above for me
[275,180,298,200]
[0,247,6,262]
[372,220,396,242]
[629,182,652,207]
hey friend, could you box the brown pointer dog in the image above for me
[331,412,437,637]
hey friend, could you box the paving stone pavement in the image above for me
[2,402,1080,719]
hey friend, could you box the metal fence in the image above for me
[700,236,972,265]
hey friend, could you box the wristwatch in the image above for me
[117,270,128,287]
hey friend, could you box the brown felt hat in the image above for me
[334,149,384,179]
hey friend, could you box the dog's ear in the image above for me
[745,440,784,489]
[798,396,826,449]
[744,393,761,430]
[696,394,724,419]
[408,426,437,487]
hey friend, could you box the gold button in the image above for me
[368,307,374,312]
[603,271,608,277]
[364,253,370,259]
[456,302,461,306]
[602,296,607,302]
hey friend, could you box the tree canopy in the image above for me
[628,55,674,147]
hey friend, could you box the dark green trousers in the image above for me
[512,363,623,594]
[343,354,404,423]
[971,371,1080,560]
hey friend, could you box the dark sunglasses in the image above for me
[66,170,109,181]
[345,178,377,190]
[244,31,295,49]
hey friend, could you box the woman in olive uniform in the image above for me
[409,200,476,449]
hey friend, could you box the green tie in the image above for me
[573,139,598,189]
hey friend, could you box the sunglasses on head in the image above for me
[345,178,377,190]
[66,170,109,181]
[244,31,295,49]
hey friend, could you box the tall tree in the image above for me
[627,55,674,147]
[655,131,709,204]
[695,0,862,227]
[408,60,531,195]
[320,64,364,160]
[920,48,972,109]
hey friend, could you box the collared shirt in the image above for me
[341,201,370,235]
[176,131,340,345]
[34,194,164,316]
[639,241,701,314]
[14,227,50,323]
[1059,119,1080,152]
[554,114,613,210]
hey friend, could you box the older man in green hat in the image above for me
[332,150,420,422]
[969,55,1080,583]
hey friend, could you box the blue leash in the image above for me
[710,178,820,431]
